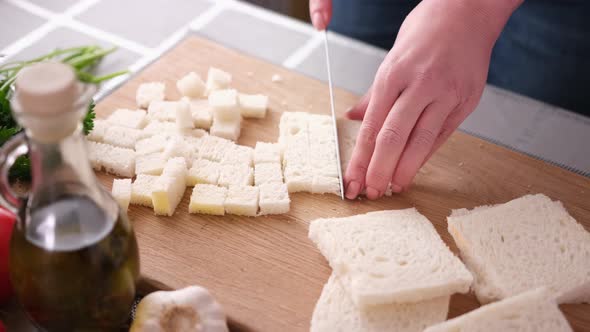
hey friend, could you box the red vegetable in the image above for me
[0,207,15,304]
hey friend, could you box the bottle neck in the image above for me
[27,125,112,213]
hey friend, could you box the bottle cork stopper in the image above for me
[12,62,84,143]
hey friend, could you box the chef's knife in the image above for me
[323,30,345,200]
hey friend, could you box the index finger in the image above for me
[310,0,332,30]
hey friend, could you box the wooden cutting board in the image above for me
[95,36,590,332]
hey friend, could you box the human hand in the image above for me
[309,0,332,30]
[344,0,521,200]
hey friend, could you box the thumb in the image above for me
[346,86,372,120]
[309,0,332,30]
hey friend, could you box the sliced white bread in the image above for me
[86,119,108,142]
[424,287,572,332]
[311,274,450,332]
[177,72,206,98]
[254,142,281,164]
[112,179,132,213]
[189,184,227,216]
[309,209,473,307]
[224,186,259,217]
[447,193,590,304]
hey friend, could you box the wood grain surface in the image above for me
[95,36,590,332]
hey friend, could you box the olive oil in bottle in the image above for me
[0,62,140,331]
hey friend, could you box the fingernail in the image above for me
[366,187,380,200]
[345,181,360,199]
[311,12,325,30]
[391,184,403,193]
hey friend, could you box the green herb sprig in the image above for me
[0,45,128,181]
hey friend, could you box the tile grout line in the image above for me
[0,22,57,63]
[95,1,229,99]
[282,32,323,69]
[2,0,152,60]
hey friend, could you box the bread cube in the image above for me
[238,93,268,118]
[254,142,281,164]
[182,136,204,155]
[218,164,253,188]
[271,74,283,83]
[131,174,159,207]
[210,118,241,141]
[189,184,227,215]
[112,179,132,212]
[86,141,135,177]
[224,186,259,217]
[147,100,178,122]
[152,175,185,216]
[106,109,148,129]
[137,82,165,109]
[187,99,213,130]
[141,121,177,138]
[259,183,290,215]
[312,175,341,195]
[209,89,240,122]
[87,119,108,142]
[175,99,194,130]
[198,135,235,162]
[205,67,232,95]
[177,72,206,98]
[103,126,143,149]
[283,164,313,193]
[187,159,220,186]
[162,136,192,166]
[254,163,283,186]
[135,134,171,155]
[136,152,166,175]
[151,158,187,216]
[220,145,253,167]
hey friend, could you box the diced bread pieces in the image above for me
[205,67,232,95]
[311,175,340,195]
[135,134,171,155]
[151,158,187,216]
[309,209,473,307]
[271,74,283,83]
[189,184,227,216]
[224,186,259,217]
[177,72,206,98]
[238,93,268,118]
[112,179,132,212]
[209,89,240,122]
[218,164,253,188]
[283,164,313,193]
[258,183,290,215]
[86,141,135,177]
[103,125,143,149]
[187,99,213,130]
[137,82,165,109]
[254,163,283,186]
[106,109,148,129]
[210,118,241,141]
[87,119,108,142]
[162,136,193,166]
[424,288,572,332]
[198,135,235,162]
[131,174,159,207]
[220,145,253,167]
[141,121,177,138]
[311,274,450,332]
[147,101,178,122]
[187,159,220,186]
[136,153,166,175]
[254,142,281,164]
[175,99,194,129]
[447,193,590,304]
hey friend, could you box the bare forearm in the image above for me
[448,0,524,48]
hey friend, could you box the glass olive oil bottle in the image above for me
[0,62,139,331]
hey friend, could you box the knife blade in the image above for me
[323,30,345,200]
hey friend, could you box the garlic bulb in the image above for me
[130,286,229,332]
